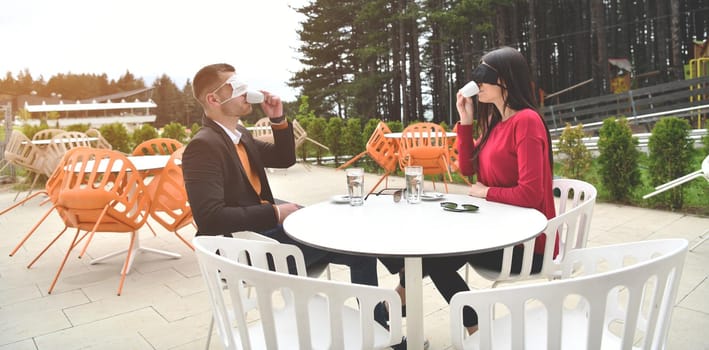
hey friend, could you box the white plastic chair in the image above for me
[450,238,689,350]
[468,179,597,286]
[203,231,333,349]
[193,235,403,350]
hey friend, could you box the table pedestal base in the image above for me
[90,232,181,274]
[405,257,424,350]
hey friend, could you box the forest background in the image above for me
[1,0,707,127]
[1,0,708,213]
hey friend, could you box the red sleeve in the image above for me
[455,122,476,176]
[486,115,549,210]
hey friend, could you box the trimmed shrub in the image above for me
[325,117,345,166]
[597,117,641,202]
[556,123,592,180]
[65,124,90,132]
[99,123,131,153]
[189,122,201,140]
[132,124,160,147]
[307,117,328,164]
[161,122,187,144]
[342,118,363,162]
[647,117,695,210]
[388,120,403,132]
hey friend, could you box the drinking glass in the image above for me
[405,166,423,204]
[346,168,364,206]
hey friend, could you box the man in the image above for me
[182,63,378,286]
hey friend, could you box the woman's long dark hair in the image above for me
[470,46,554,174]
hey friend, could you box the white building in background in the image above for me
[18,87,157,130]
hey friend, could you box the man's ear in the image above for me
[206,93,221,105]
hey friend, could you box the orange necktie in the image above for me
[235,143,262,197]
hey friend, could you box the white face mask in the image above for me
[212,76,264,104]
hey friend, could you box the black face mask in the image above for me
[471,63,499,85]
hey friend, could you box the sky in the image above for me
[1,0,310,101]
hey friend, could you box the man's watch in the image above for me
[269,116,286,124]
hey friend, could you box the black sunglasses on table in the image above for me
[440,201,479,212]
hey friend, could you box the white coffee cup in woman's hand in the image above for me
[459,81,480,97]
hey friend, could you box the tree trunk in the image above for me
[399,0,410,125]
[510,1,520,48]
[429,0,446,124]
[655,0,669,81]
[527,0,538,82]
[669,0,682,79]
[409,7,424,122]
[591,0,609,95]
[495,4,507,46]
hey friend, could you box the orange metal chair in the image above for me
[28,147,180,295]
[146,147,195,250]
[131,137,183,180]
[3,153,67,257]
[132,138,183,156]
[449,123,472,186]
[338,121,399,194]
[398,122,452,193]
[2,131,91,255]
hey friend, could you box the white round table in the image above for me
[68,154,171,173]
[284,193,547,350]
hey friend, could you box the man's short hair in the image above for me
[192,63,235,104]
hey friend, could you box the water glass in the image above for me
[405,166,423,204]
[346,168,364,206]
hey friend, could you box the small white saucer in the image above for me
[330,195,351,204]
[421,192,445,201]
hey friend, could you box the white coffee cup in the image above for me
[459,81,480,97]
[246,90,264,104]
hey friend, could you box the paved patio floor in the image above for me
[0,163,707,349]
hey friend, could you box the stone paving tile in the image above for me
[0,339,36,350]
[33,307,161,350]
[0,290,88,345]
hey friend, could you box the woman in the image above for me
[379,46,557,334]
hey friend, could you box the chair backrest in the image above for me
[43,131,95,176]
[451,238,688,350]
[475,179,597,283]
[292,119,308,149]
[2,130,44,173]
[702,154,709,180]
[193,235,402,350]
[132,138,183,156]
[251,117,274,143]
[148,147,193,234]
[85,128,113,150]
[31,128,65,142]
[547,179,598,268]
[554,178,598,216]
[57,147,150,232]
[229,230,330,279]
[366,121,399,172]
[398,122,450,175]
